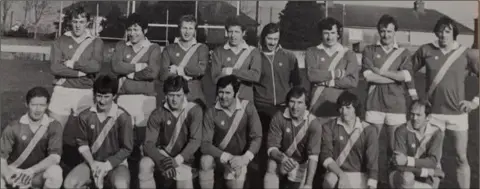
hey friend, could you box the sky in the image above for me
[259,1,478,29]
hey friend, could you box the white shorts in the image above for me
[365,111,406,126]
[389,171,433,189]
[429,114,469,131]
[224,165,248,181]
[344,172,368,188]
[49,86,94,116]
[286,163,307,183]
[117,94,156,127]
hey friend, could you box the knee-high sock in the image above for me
[264,172,280,189]
[199,169,214,189]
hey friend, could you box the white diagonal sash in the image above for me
[335,121,368,166]
[285,114,317,156]
[10,123,51,168]
[368,48,405,94]
[164,102,196,153]
[310,49,347,108]
[232,47,254,69]
[178,43,201,68]
[218,100,249,150]
[56,37,95,85]
[118,43,152,90]
[91,111,122,154]
[427,46,467,97]
[414,126,440,158]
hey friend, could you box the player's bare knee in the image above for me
[44,164,63,187]
[401,171,415,185]
[63,176,82,188]
[456,153,469,165]
[114,179,130,189]
[322,172,338,188]
[139,156,155,173]
[266,159,278,173]
[200,155,215,171]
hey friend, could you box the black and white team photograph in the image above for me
[0,0,479,189]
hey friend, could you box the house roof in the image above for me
[325,3,474,35]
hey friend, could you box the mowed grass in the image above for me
[0,59,478,188]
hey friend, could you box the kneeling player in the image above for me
[139,76,203,188]
[1,87,63,189]
[389,100,444,189]
[63,75,134,189]
[264,87,321,189]
[321,91,378,189]
[200,75,262,189]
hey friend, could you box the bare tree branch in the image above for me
[2,0,13,30]
[32,0,50,39]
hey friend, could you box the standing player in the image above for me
[305,17,359,120]
[200,75,262,189]
[160,15,209,108]
[255,22,301,133]
[139,76,203,189]
[362,14,417,147]
[264,87,321,189]
[321,91,378,189]
[49,6,103,168]
[63,75,134,189]
[389,100,444,189]
[1,87,63,189]
[211,16,262,101]
[411,16,479,189]
[110,13,162,170]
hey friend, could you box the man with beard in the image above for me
[264,87,321,189]
[211,16,262,101]
[160,15,209,108]
[389,100,444,189]
[305,17,360,121]
[139,76,203,189]
[49,6,103,169]
[200,75,262,189]
[321,91,378,189]
[63,75,134,189]
[1,87,63,189]
[110,13,162,178]
[411,16,479,189]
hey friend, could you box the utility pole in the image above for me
[255,1,259,33]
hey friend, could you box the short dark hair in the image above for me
[216,75,241,96]
[26,87,50,104]
[225,16,247,31]
[260,23,280,49]
[377,14,398,31]
[178,14,197,27]
[410,99,432,116]
[317,17,343,40]
[93,74,118,95]
[66,6,91,22]
[336,91,362,117]
[285,86,309,108]
[126,13,148,31]
[163,76,190,94]
[433,16,459,40]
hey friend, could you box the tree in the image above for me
[23,0,33,25]
[279,1,324,50]
[2,0,13,31]
[32,0,50,39]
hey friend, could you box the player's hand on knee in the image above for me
[160,157,176,170]
[281,158,298,173]
[162,168,176,179]
[229,155,249,169]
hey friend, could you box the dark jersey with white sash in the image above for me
[412,42,479,115]
[50,33,103,89]
[0,115,62,169]
[143,102,203,166]
[393,123,444,185]
[362,44,414,113]
[211,43,262,101]
[76,103,134,167]
[320,117,378,182]
[267,109,322,163]
[305,44,360,117]
[201,99,262,157]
